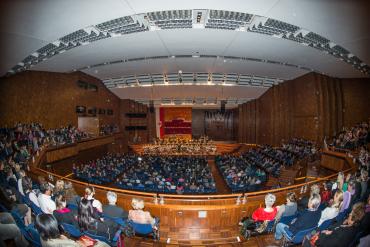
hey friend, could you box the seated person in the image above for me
[53,195,77,226]
[128,198,157,228]
[275,192,297,222]
[252,193,278,222]
[22,176,40,207]
[318,190,343,226]
[0,212,29,247]
[77,198,119,240]
[0,185,32,225]
[35,213,109,247]
[320,182,332,206]
[298,184,320,211]
[102,191,128,219]
[64,181,80,207]
[38,183,56,214]
[84,187,102,213]
[275,194,322,241]
[311,202,365,247]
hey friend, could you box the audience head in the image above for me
[348,180,356,192]
[265,193,276,208]
[55,180,65,191]
[64,181,77,199]
[35,214,61,241]
[22,176,33,192]
[337,172,344,184]
[348,202,365,225]
[332,190,344,209]
[310,184,320,196]
[19,169,26,178]
[107,191,117,205]
[40,183,53,196]
[286,192,297,203]
[84,186,95,200]
[55,195,67,210]
[308,193,321,210]
[131,198,145,210]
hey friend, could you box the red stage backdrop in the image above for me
[159,107,192,139]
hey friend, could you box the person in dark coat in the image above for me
[102,191,128,219]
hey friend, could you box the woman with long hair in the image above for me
[77,198,118,240]
[318,190,344,226]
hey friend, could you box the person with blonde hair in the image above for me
[129,198,156,226]
[332,172,344,191]
[318,190,343,226]
[298,184,321,211]
[84,187,102,213]
[53,180,65,198]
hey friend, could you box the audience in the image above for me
[64,181,80,206]
[102,191,128,219]
[77,198,119,240]
[113,155,216,194]
[53,195,77,226]
[275,194,322,242]
[22,176,40,207]
[318,190,343,226]
[35,213,110,247]
[313,202,365,247]
[38,183,56,214]
[252,193,278,222]
[84,187,103,213]
[0,212,29,247]
[129,198,157,228]
[298,184,320,211]
[275,192,297,221]
[330,121,369,150]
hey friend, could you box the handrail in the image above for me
[29,140,358,201]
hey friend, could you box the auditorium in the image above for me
[1,0,370,246]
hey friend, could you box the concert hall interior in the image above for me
[1,1,370,246]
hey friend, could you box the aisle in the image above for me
[207,158,231,194]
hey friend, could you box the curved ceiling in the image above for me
[1,0,369,102]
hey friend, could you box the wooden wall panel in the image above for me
[237,72,370,145]
[341,78,370,128]
[0,71,120,129]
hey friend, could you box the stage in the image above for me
[128,141,248,156]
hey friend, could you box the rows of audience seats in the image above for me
[216,141,317,192]
[74,154,217,194]
[330,120,369,150]
[239,144,370,247]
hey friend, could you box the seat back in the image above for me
[104,215,126,227]
[29,201,43,215]
[61,223,82,238]
[291,227,316,244]
[20,224,42,247]
[130,221,153,235]
[318,219,332,231]
[11,210,26,229]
